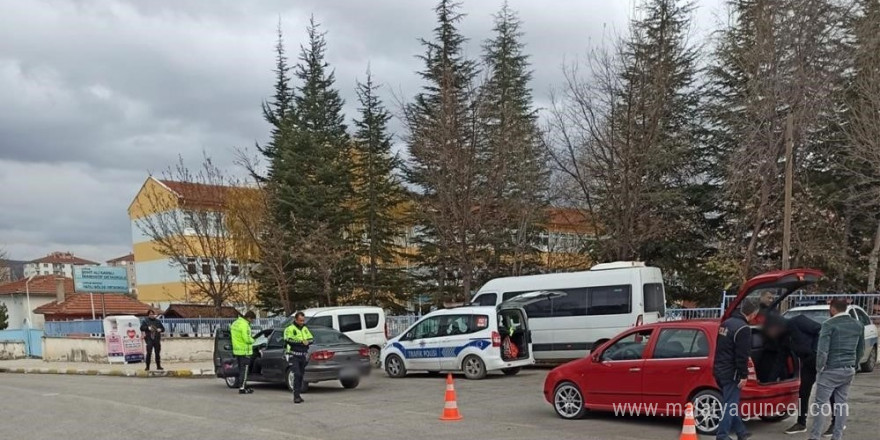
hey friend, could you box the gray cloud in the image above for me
[0,0,723,262]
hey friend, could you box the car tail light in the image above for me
[491,331,501,347]
[385,323,390,339]
[634,314,643,327]
[359,347,370,358]
[310,350,335,361]
[747,358,757,383]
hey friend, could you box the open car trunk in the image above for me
[498,308,530,362]
[722,269,823,385]
[750,328,798,384]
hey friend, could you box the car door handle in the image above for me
[686,366,701,371]
[629,367,641,372]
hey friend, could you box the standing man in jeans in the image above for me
[713,298,759,440]
[140,310,165,371]
[808,299,864,440]
[230,311,256,395]
[779,313,835,434]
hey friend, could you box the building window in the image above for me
[201,258,211,275]
[230,259,240,276]
[186,257,197,275]
[216,260,226,276]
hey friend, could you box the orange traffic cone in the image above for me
[440,373,463,421]
[679,402,698,440]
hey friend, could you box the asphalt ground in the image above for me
[1,368,878,439]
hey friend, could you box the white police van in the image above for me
[381,301,544,379]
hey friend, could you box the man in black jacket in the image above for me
[140,310,165,371]
[714,298,760,440]
[777,314,835,434]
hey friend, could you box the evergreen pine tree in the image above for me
[351,69,407,305]
[0,302,8,330]
[479,2,548,281]
[404,0,484,303]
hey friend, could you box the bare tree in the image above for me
[134,156,245,310]
[843,0,880,290]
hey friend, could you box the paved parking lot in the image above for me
[1,368,878,439]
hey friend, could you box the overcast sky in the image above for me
[0,0,725,264]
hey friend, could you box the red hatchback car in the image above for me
[543,269,823,435]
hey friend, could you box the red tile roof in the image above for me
[545,208,599,235]
[159,179,232,208]
[163,303,240,318]
[0,275,73,297]
[29,251,99,266]
[34,293,156,317]
[106,253,134,264]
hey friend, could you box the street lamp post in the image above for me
[24,274,36,327]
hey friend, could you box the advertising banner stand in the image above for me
[103,315,144,364]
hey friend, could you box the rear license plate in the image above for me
[340,366,359,379]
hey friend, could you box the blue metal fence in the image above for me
[0,329,43,357]
[42,317,288,338]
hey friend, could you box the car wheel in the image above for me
[462,355,487,380]
[385,354,407,378]
[691,389,723,436]
[369,347,381,368]
[502,367,521,376]
[340,378,360,389]
[286,368,295,392]
[224,375,236,389]
[860,346,877,373]
[553,382,586,419]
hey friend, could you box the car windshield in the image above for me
[783,308,830,324]
[311,328,355,345]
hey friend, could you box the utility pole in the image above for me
[782,114,794,270]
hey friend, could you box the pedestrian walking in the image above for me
[140,310,165,371]
[713,297,759,440]
[808,299,865,440]
[284,311,314,404]
[231,311,257,395]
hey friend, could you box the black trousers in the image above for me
[234,355,252,389]
[798,359,836,426]
[145,340,161,368]
[289,354,308,398]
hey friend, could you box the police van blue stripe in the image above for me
[391,339,491,359]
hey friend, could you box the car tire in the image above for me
[224,375,236,389]
[462,355,487,380]
[501,367,521,376]
[369,346,381,368]
[385,354,407,378]
[285,368,309,393]
[691,389,723,436]
[340,378,360,389]
[860,346,877,373]
[553,381,586,420]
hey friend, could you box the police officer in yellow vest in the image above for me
[284,311,314,403]
[230,310,256,394]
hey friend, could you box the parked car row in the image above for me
[211,264,877,437]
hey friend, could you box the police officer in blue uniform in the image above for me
[713,298,759,440]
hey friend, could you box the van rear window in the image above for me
[644,283,665,314]
[365,313,380,329]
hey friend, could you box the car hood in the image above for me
[722,269,823,320]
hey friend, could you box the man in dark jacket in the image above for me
[779,314,835,434]
[140,310,165,371]
[713,298,760,440]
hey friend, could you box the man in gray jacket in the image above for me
[808,299,865,440]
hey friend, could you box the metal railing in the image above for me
[43,317,287,338]
[664,308,722,321]
[386,315,419,338]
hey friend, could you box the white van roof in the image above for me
[590,261,646,270]
[475,263,660,296]
[301,306,384,316]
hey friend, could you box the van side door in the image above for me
[338,313,366,345]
